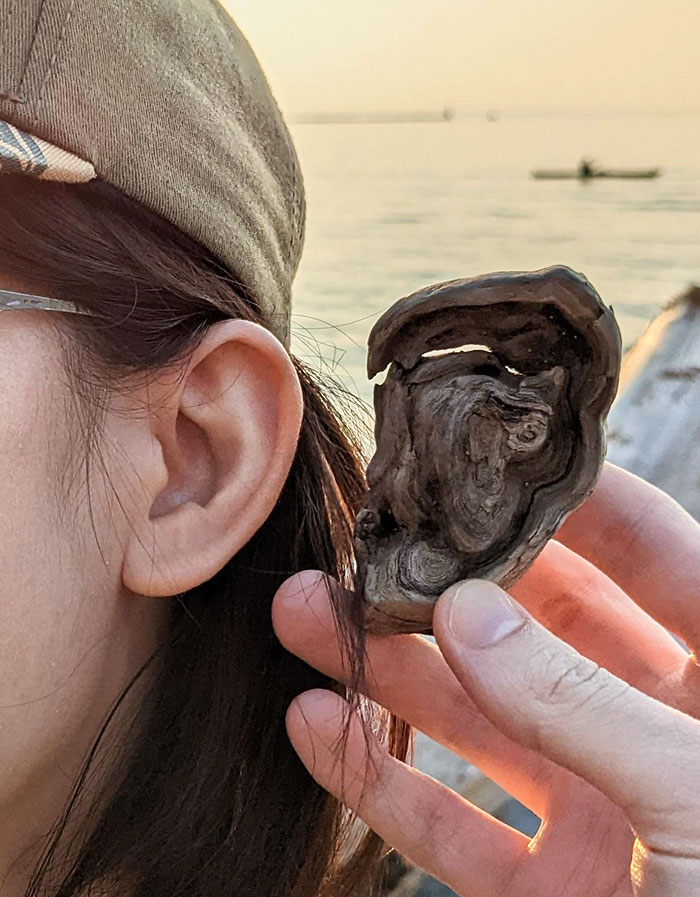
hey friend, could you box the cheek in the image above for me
[0,327,124,802]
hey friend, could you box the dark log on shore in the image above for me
[607,284,700,521]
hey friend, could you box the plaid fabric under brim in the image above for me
[0,120,95,183]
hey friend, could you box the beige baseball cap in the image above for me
[0,0,305,345]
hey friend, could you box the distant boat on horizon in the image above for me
[532,161,661,181]
[294,107,455,125]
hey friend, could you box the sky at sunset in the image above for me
[225,0,699,116]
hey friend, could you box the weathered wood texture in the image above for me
[357,265,621,635]
[607,285,700,520]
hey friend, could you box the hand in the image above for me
[271,464,700,897]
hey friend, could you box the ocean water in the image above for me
[288,111,700,410]
[286,112,699,893]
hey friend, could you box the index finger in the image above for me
[287,689,528,896]
[557,462,700,649]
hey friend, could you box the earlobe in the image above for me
[120,321,303,597]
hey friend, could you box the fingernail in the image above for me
[446,580,526,647]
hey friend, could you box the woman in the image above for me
[2,3,700,897]
[0,2,406,895]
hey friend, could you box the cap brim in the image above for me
[0,120,95,183]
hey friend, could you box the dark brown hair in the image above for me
[0,174,409,897]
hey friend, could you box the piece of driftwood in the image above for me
[356,265,622,635]
[606,285,700,520]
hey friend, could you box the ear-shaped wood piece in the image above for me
[356,265,622,635]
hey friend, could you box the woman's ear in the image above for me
[117,320,303,597]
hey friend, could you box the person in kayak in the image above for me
[579,157,596,178]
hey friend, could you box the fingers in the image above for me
[273,570,557,815]
[287,688,527,896]
[273,552,688,818]
[557,463,700,651]
[434,579,700,853]
[512,541,687,703]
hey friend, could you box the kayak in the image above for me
[532,168,661,180]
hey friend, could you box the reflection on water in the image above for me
[289,111,700,411]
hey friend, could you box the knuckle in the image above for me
[519,648,627,746]
[603,489,662,573]
[544,654,605,704]
[406,790,464,877]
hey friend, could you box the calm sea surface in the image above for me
[288,111,700,411]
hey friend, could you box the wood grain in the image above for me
[356,266,622,634]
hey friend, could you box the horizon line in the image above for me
[288,105,700,123]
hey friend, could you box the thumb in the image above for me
[433,579,700,853]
